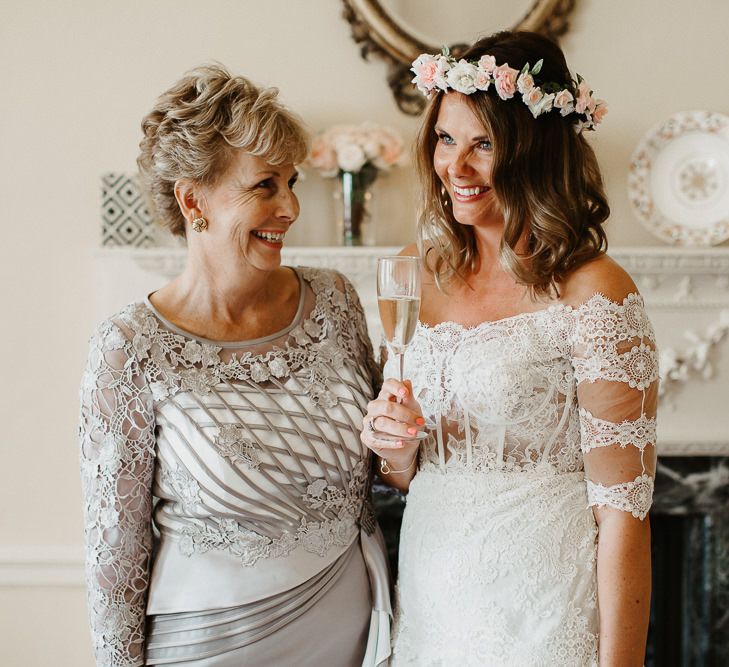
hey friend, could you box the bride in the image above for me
[362,31,657,666]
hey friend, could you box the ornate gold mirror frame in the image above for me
[342,0,576,115]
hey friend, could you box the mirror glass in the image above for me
[379,0,537,46]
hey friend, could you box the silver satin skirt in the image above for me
[145,541,372,666]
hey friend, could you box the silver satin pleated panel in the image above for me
[146,540,372,666]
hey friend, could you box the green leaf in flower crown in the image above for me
[442,45,450,57]
[520,63,530,76]
[532,59,543,75]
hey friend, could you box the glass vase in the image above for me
[335,165,378,246]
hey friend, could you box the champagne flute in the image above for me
[377,256,427,440]
[377,256,421,381]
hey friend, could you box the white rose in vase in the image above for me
[336,144,367,173]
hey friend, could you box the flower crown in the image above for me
[411,48,607,131]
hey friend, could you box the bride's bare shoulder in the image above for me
[397,243,441,290]
[560,254,639,307]
[398,243,420,258]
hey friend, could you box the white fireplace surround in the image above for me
[94,245,729,458]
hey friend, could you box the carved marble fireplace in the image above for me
[95,245,729,665]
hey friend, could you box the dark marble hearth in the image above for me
[647,457,729,667]
[372,457,729,665]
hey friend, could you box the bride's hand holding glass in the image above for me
[360,256,427,478]
[361,378,425,473]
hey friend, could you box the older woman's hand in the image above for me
[361,379,424,486]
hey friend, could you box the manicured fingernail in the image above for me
[416,417,425,425]
[407,427,417,435]
[398,388,407,397]
[396,440,403,447]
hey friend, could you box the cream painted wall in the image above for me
[1,1,728,664]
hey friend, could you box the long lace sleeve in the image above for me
[79,318,156,666]
[571,293,658,520]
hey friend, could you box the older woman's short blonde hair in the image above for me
[137,64,309,237]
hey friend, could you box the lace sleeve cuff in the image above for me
[586,474,654,520]
[88,599,146,667]
[578,408,656,454]
[573,342,659,389]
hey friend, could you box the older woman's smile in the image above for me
[251,229,286,246]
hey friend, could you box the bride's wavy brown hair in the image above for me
[416,31,609,296]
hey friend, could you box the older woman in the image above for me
[80,65,390,666]
[363,32,657,665]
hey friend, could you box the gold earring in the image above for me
[191,216,208,233]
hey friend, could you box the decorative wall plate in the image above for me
[628,110,729,246]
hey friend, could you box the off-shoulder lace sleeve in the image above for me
[571,293,658,520]
[79,318,156,666]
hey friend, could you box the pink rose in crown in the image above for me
[592,100,608,124]
[493,63,519,100]
[474,69,491,91]
[478,55,497,73]
[523,87,543,106]
[575,80,593,114]
[517,72,535,95]
[553,89,575,116]
[411,54,449,94]
[586,95,597,115]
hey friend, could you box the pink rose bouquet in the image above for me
[307,123,405,178]
[307,123,406,246]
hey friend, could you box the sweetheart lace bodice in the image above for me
[384,292,658,519]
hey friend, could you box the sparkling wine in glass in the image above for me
[377,256,421,384]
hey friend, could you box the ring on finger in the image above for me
[367,417,376,432]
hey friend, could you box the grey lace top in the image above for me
[79,267,381,667]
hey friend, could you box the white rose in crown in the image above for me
[446,60,480,95]
[528,92,555,118]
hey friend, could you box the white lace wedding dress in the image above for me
[386,291,658,666]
